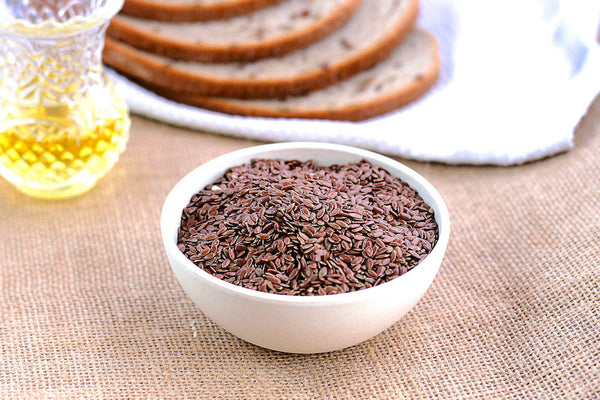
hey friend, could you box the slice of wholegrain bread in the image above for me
[108,0,360,62]
[153,29,439,121]
[121,0,285,22]
[103,0,419,99]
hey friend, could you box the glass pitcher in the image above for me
[0,0,130,199]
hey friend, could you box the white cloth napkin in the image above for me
[107,0,600,165]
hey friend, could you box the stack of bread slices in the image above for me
[104,0,439,121]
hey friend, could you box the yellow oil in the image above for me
[0,97,130,199]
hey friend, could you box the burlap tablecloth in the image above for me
[1,97,599,399]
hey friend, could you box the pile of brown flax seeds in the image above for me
[177,159,438,296]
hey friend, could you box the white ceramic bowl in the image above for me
[161,142,450,354]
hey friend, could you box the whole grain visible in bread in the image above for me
[103,0,419,99]
[108,0,360,62]
[154,29,440,121]
[121,0,285,22]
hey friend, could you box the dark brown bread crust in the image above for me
[102,0,420,99]
[121,0,285,22]
[107,0,360,63]
[151,32,440,122]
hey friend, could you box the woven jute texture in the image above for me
[2,98,599,399]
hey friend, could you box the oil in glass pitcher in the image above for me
[0,0,130,199]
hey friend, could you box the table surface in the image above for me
[1,96,599,399]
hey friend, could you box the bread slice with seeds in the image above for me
[151,29,439,121]
[121,0,285,22]
[103,0,419,99]
[108,0,360,62]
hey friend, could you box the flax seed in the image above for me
[177,159,438,296]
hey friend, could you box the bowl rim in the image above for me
[161,141,450,306]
